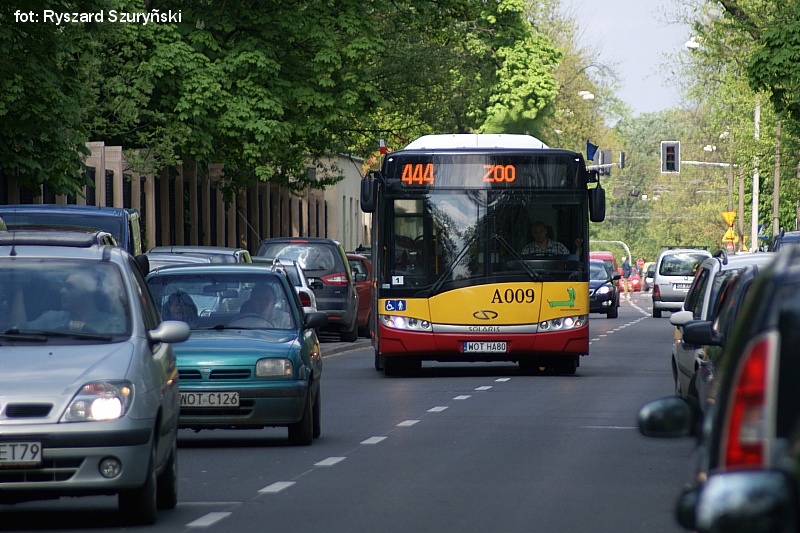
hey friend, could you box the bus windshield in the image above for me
[380,189,587,296]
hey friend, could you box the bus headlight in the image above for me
[538,315,587,331]
[379,315,432,332]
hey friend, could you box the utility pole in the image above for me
[773,121,781,239]
[752,97,760,250]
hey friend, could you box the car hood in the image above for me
[175,330,297,362]
[589,279,612,290]
[0,342,135,397]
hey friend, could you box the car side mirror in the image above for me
[304,311,328,330]
[638,396,699,438]
[679,471,798,533]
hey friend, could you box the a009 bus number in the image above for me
[491,288,535,303]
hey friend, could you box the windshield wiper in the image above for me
[1,326,113,341]
[492,234,541,281]
[1,326,47,342]
[417,233,480,297]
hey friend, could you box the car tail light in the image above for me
[722,331,778,469]
[299,291,312,307]
[321,272,349,286]
[653,285,661,298]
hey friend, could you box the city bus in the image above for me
[360,134,606,375]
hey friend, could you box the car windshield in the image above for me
[659,253,708,276]
[590,261,610,281]
[0,260,132,340]
[260,243,337,272]
[147,272,296,330]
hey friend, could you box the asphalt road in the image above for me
[1,290,697,532]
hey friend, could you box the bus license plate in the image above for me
[180,392,240,407]
[463,341,507,353]
[0,442,42,466]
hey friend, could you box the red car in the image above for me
[347,253,372,338]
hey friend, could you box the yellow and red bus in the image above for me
[360,134,606,375]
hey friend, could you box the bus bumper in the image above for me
[377,323,588,361]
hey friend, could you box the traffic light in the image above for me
[661,141,680,173]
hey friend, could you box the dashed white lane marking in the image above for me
[475,386,492,391]
[361,436,387,444]
[187,512,232,527]
[428,406,449,412]
[495,377,511,382]
[397,420,419,427]
[315,456,346,466]
[259,481,296,493]
[581,425,637,430]
[454,395,472,400]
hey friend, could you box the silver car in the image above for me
[651,248,712,317]
[0,231,189,524]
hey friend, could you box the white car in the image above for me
[254,257,318,315]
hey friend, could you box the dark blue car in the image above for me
[589,259,620,318]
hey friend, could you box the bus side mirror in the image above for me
[589,184,606,222]
[361,171,379,213]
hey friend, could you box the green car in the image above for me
[146,264,328,445]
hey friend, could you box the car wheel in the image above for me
[288,391,314,446]
[340,319,358,342]
[156,438,178,510]
[653,308,662,318]
[607,301,618,318]
[119,441,157,525]
[312,387,321,439]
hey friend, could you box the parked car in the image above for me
[146,245,252,264]
[253,256,319,315]
[0,230,190,524]
[146,253,213,271]
[589,259,620,318]
[651,248,712,318]
[642,261,656,292]
[769,228,800,252]
[256,238,359,342]
[669,251,774,401]
[638,246,800,533]
[145,264,328,445]
[0,204,144,255]
[347,252,373,337]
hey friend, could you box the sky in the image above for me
[566,0,693,116]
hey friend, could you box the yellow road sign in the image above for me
[722,227,738,243]
[721,211,736,227]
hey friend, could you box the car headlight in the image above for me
[596,286,611,295]
[379,315,432,332]
[538,315,587,331]
[62,381,133,422]
[257,358,293,377]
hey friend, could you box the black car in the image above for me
[638,246,800,533]
[256,237,359,342]
[770,228,800,252]
[589,259,620,318]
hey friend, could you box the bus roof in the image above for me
[403,134,548,150]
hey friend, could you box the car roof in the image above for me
[259,237,343,246]
[0,229,117,248]
[0,204,136,217]
[147,245,247,254]
[145,264,285,276]
[707,251,775,271]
